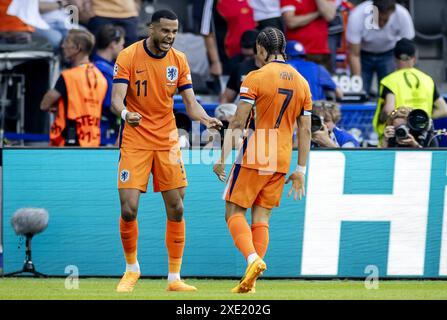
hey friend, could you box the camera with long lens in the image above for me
[311,114,323,133]
[388,109,433,147]
[408,109,430,132]
[394,109,430,140]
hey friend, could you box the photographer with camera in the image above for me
[373,38,447,144]
[381,106,437,148]
[309,101,359,148]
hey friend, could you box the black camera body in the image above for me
[311,114,323,133]
[389,109,432,147]
[395,124,410,139]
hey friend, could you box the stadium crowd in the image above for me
[1,0,446,148]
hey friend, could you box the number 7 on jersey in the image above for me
[275,88,293,128]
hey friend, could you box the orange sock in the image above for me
[252,222,269,259]
[119,217,138,264]
[227,214,256,260]
[166,219,185,274]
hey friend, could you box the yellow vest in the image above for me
[373,68,435,142]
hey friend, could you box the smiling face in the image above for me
[149,18,178,54]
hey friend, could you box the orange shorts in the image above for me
[223,164,286,209]
[118,148,187,193]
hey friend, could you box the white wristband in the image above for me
[296,165,306,175]
[121,109,129,121]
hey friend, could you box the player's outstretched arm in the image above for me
[286,115,311,200]
[213,100,252,182]
[180,88,222,129]
[111,82,141,127]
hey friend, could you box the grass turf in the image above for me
[0,278,447,300]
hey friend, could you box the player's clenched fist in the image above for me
[126,112,142,127]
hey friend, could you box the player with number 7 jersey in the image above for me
[213,27,312,294]
[237,61,312,175]
[222,45,312,210]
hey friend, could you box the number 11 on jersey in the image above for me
[135,80,148,97]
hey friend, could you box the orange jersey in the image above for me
[238,61,312,174]
[113,39,192,150]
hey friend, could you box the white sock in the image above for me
[247,253,259,265]
[168,273,181,283]
[126,261,140,272]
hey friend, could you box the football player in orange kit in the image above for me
[112,9,222,293]
[213,27,312,293]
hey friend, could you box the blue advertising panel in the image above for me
[2,149,447,278]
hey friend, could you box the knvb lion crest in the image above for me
[166,66,178,82]
[120,170,130,183]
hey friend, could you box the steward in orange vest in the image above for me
[41,29,107,147]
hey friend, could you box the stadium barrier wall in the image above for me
[2,148,447,278]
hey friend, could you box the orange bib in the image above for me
[50,63,107,147]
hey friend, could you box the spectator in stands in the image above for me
[193,0,223,78]
[92,24,125,145]
[310,100,360,148]
[346,0,414,96]
[228,29,259,68]
[40,29,107,147]
[286,40,343,101]
[0,0,34,44]
[88,0,139,47]
[37,0,75,51]
[249,0,284,32]
[373,38,447,144]
[327,0,353,72]
[1,0,72,51]
[220,29,260,103]
[381,106,437,148]
[216,0,256,60]
[169,0,223,95]
[281,0,336,71]
[71,0,94,26]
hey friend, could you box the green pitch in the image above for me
[1,278,447,300]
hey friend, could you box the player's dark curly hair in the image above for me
[151,9,178,24]
[256,27,287,62]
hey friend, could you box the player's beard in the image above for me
[154,37,173,52]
